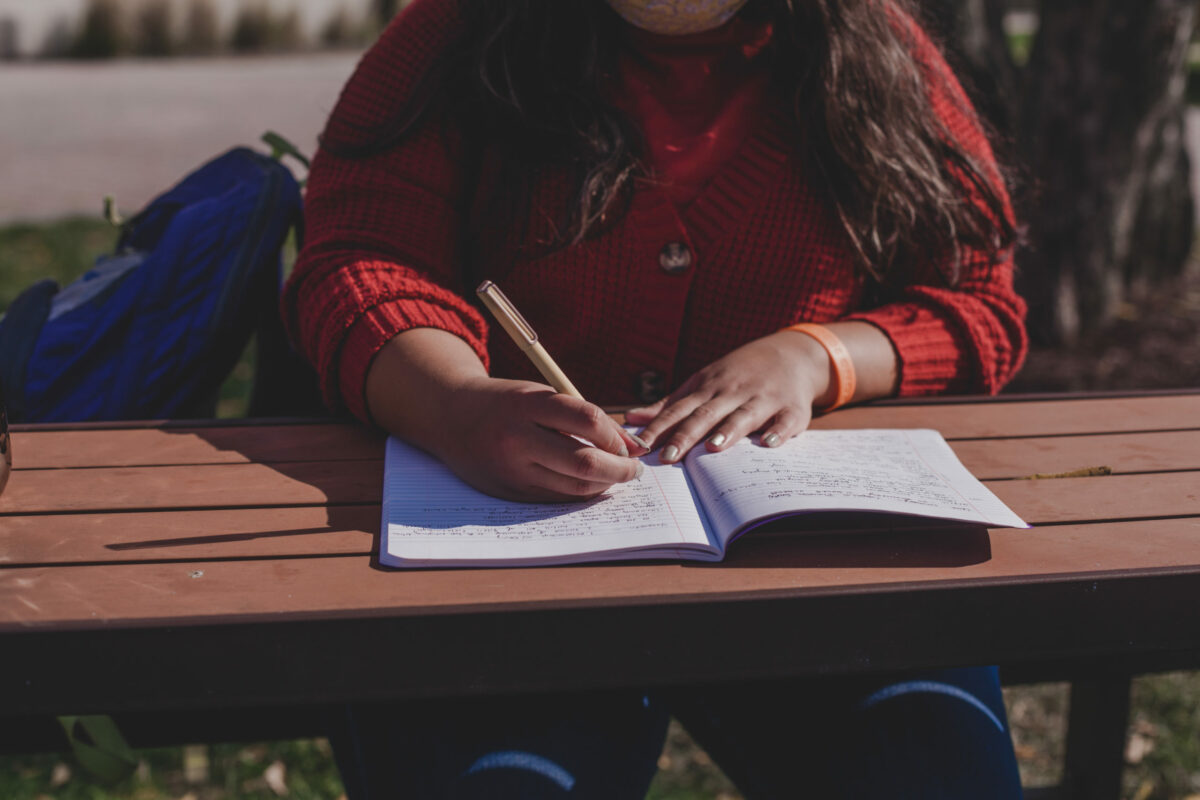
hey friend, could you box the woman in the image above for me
[284,0,1027,796]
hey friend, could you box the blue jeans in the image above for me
[329,666,1023,799]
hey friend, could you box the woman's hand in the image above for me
[435,377,647,502]
[365,328,646,503]
[626,331,834,463]
[626,322,900,463]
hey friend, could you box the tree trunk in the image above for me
[1018,0,1195,344]
[921,0,1196,345]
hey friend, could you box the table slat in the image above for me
[3,462,1196,527]
[817,394,1200,438]
[3,517,1198,631]
[951,430,1200,479]
[14,424,382,470]
[12,394,1200,472]
[0,506,378,566]
[0,461,382,513]
[989,472,1200,524]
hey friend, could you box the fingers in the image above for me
[441,379,653,503]
[472,388,647,501]
[620,428,651,455]
[632,379,706,451]
[524,461,636,501]
[758,406,812,448]
[639,390,815,463]
[703,402,771,452]
[656,396,766,462]
[528,425,645,496]
[530,393,637,457]
[624,398,666,425]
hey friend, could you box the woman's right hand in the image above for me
[435,376,646,502]
[365,328,645,503]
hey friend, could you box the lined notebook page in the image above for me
[685,429,1028,545]
[381,437,716,566]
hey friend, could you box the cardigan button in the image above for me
[658,242,692,274]
[636,370,666,404]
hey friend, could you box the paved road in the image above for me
[0,54,358,222]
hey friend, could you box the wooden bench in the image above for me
[4,391,1200,798]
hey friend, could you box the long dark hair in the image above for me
[334,0,1016,286]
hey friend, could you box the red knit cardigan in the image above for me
[283,0,1027,423]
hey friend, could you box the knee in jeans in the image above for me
[857,679,1006,733]
[460,749,576,793]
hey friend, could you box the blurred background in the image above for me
[1,1,1199,798]
[0,0,376,223]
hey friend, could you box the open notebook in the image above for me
[380,428,1027,568]
[379,431,1027,568]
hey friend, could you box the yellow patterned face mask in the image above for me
[605,0,751,34]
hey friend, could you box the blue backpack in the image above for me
[0,146,314,423]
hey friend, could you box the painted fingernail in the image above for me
[617,441,629,457]
[661,445,680,463]
[627,432,650,450]
[638,431,656,449]
[763,432,782,448]
[634,460,645,479]
[708,433,727,448]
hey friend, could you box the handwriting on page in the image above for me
[712,438,969,506]
[390,481,686,541]
[687,430,982,537]
[383,438,709,555]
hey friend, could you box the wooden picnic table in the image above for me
[3,390,1200,798]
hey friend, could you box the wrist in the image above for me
[769,329,837,409]
[780,323,855,410]
[364,329,488,443]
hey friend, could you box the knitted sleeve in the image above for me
[281,0,488,422]
[846,16,1027,397]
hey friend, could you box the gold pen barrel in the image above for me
[476,280,537,346]
[526,341,584,400]
[476,280,585,400]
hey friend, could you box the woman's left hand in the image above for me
[626,330,834,463]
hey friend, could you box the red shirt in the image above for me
[610,16,774,208]
[283,0,1026,422]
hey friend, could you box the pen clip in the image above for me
[477,280,538,347]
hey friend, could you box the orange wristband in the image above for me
[784,323,856,411]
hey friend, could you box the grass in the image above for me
[0,217,118,310]
[3,217,1200,798]
[1125,673,1200,798]
[0,741,345,800]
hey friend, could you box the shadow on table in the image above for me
[104,419,383,562]
[713,522,992,569]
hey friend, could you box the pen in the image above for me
[475,280,649,450]
[476,280,584,398]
